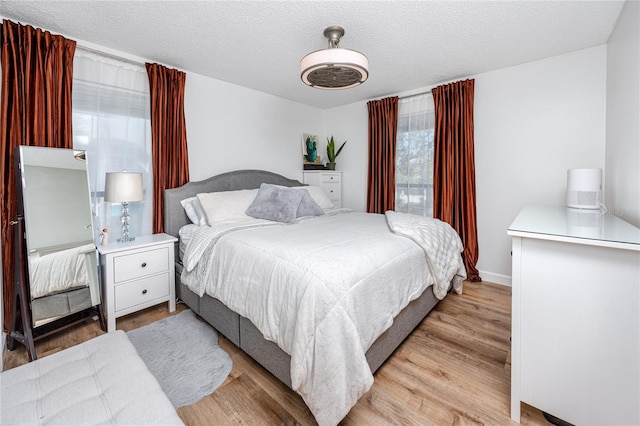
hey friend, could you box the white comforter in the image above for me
[29,243,95,299]
[181,210,465,426]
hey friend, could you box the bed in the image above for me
[163,169,466,426]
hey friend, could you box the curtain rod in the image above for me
[76,45,146,67]
[400,78,474,100]
[76,44,187,74]
[399,90,433,100]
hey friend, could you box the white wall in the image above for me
[184,72,324,184]
[474,46,607,284]
[324,46,608,285]
[605,0,640,227]
[322,103,368,210]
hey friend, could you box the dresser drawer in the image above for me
[322,182,341,202]
[320,173,341,184]
[113,247,169,283]
[303,171,342,209]
[114,273,170,312]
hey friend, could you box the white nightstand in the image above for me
[303,171,342,208]
[98,233,178,332]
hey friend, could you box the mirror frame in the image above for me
[8,146,105,361]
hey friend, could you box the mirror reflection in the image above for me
[18,146,100,326]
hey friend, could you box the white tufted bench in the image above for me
[1,330,183,425]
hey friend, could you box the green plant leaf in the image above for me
[326,136,346,162]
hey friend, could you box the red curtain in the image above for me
[1,20,76,331]
[366,96,399,213]
[145,63,190,234]
[432,79,481,282]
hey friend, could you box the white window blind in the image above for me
[395,93,435,217]
[72,48,153,243]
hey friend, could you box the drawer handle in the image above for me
[141,262,147,268]
[142,289,148,295]
[330,190,334,193]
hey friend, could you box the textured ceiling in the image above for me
[0,1,625,109]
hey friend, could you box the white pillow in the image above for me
[180,197,208,226]
[292,185,334,210]
[197,189,259,224]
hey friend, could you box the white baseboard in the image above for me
[478,270,511,287]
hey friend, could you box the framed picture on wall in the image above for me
[301,133,326,170]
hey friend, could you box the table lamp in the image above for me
[105,171,144,242]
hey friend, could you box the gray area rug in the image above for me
[127,309,233,408]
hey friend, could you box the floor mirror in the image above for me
[8,146,103,361]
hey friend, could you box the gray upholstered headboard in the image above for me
[163,169,303,239]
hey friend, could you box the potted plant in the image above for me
[326,136,347,170]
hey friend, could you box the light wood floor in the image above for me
[3,281,550,425]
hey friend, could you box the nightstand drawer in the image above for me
[114,273,170,312]
[113,247,169,283]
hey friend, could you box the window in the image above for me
[72,49,152,243]
[395,93,435,217]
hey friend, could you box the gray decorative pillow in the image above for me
[246,184,304,223]
[296,189,325,218]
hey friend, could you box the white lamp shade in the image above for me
[104,172,144,203]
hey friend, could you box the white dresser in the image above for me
[303,171,342,208]
[508,205,640,425]
[98,233,177,332]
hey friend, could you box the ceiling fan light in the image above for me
[300,26,369,90]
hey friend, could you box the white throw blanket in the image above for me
[180,211,465,426]
[385,210,466,298]
[29,243,95,299]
